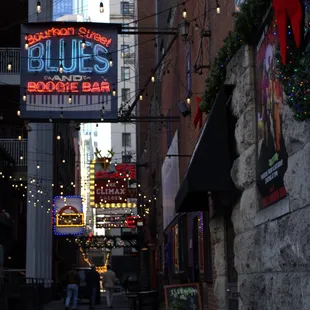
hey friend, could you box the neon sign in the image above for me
[20,22,118,120]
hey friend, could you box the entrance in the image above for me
[225,216,238,310]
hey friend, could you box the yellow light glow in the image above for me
[56,213,85,227]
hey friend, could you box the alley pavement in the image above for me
[44,292,130,310]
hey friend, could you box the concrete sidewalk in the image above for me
[44,292,130,310]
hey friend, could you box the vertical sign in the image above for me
[20,22,119,121]
[255,14,288,208]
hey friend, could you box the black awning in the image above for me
[175,85,235,213]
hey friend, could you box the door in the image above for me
[225,216,239,310]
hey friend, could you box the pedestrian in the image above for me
[86,264,100,310]
[65,265,80,310]
[122,276,130,293]
[102,265,116,308]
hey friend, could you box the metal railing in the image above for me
[0,139,27,166]
[0,48,20,74]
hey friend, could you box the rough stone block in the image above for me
[209,217,225,244]
[282,104,310,156]
[231,145,256,190]
[213,275,228,309]
[230,68,255,118]
[235,105,255,155]
[214,242,227,277]
[284,141,310,211]
[232,185,259,235]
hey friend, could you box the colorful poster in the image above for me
[255,16,288,208]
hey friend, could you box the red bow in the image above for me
[272,0,303,65]
[193,97,203,129]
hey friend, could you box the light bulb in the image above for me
[68,95,72,104]
[36,1,41,14]
[109,58,113,67]
[187,97,191,104]
[182,8,187,19]
[19,153,23,160]
[7,63,12,71]
[81,38,86,49]
[100,2,104,13]
[216,3,221,14]
[57,135,61,140]
[17,110,21,116]
[25,39,29,50]
[59,63,63,74]
[18,135,22,141]
[151,76,155,83]
[37,163,40,169]
[139,95,143,101]
[62,159,66,163]
[23,93,27,102]
[112,88,116,96]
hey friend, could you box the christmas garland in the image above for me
[201,0,310,120]
[276,27,310,120]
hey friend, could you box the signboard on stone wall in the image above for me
[20,22,120,121]
[255,12,288,208]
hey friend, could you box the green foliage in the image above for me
[201,0,271,112]
[276,32,310,120]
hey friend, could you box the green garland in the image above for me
[276,29,310,120]
[201,0,276,113]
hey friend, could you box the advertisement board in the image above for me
[255,14,288,208]
[89,160,137,208]
[53,195,84,235]
[20,22,120,121]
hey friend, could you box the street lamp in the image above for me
[179,19,190,41]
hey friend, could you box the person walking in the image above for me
[86,265,100,310]
[102,265,116,308]
[122,276,130,293]
[65,265,80,310]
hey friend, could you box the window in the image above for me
[122,154,132,163]
[122,24,129,37]
[121,1,134,15]
[121,44,130,57]
[122,88,130,102]
[122,133,131,147]
[121,67,130,80]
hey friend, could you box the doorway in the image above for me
[225,216,238,310]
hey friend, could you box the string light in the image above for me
[112,88,116,96]
[68,94,72,104]
[56,135,61,140]
[139,94,143,101]
[151,76,155,83]
[22,93,27,102]
[81,38,86,49]
[216,1,221,14]
[59,63,63,74]
[109,57,113,67]
[36,163,40,169]
[17,110,21,116]
[25,39,29,50]
[36,1,41,14]
[182,8,187,19]
[100,1,104,13]
[7,63,12,72]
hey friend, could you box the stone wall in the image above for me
[210,45,310,309]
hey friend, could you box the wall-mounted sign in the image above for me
[255,13,288,208]
[89,160,137,208]
[20,22,120,121]
[53,195,84,235]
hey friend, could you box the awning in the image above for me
[175,85,235,213]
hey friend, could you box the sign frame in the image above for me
[20,22,122,122]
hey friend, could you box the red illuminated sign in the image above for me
[95,163,136,180]
[126,216,139,228]
[25,27,112,48]
[27,81,111,93]
[95,179,133,204]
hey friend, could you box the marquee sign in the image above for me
[20,22,120,121]
[53,195,84,235]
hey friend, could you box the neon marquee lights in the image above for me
[25,27,113,48]
[27,81,111,93]
[28,39,110,74]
